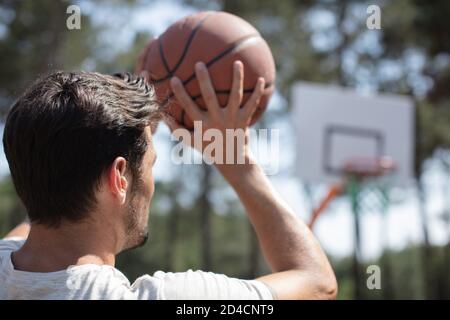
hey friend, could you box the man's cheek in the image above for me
[148,175,155,198]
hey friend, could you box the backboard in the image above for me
[292,82,415,185]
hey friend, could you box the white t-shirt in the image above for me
[0,238,274,300]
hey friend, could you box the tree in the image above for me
[0,0,100,116]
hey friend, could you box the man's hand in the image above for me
[166,61,337,300]
[165,61,265,166]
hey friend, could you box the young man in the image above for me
[0,61,337,300]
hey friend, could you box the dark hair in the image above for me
[3,71,162,227]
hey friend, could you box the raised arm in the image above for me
[166,60,337,300]
[217,160,337,299]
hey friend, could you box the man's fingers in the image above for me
[241,77,265,121]
[170,76,205,122]
[228,61,244,115]
[195,62,222,120]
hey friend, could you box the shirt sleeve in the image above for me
[0,238,25,251]
[151,269,274,300]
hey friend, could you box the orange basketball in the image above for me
[136,11,276,129]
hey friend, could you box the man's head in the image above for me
[3,71,161,251]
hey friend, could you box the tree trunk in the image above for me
[348,177,363,299]
[164,183,181,271]
[248,221,260,278]
[199,164,213,270]
[418,180,434,299]
[336,0,365,299]
[380,198,394,299]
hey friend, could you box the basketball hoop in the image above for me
[343,156,397,179]
[293,83,413,299]
[308,156,397,229]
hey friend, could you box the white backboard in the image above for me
[292,82,415,185]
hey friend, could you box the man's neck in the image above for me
[11,220,120,273]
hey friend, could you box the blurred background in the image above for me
[0,0,449,299]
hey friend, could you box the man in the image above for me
[0,61,337,299]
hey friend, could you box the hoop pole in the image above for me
[308,183,344,229]
[348,175,363,299]
[379,186,394,299]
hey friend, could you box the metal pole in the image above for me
[380,186,394,299]
[348,176,363,299]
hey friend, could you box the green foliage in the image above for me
[331,244,450,299]
[0,176,26,236]
[0,0,99,113]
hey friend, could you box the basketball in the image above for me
[136,11,276,129]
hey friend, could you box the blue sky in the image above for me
[1,0,448,260]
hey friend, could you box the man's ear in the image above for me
[108,157,128,204]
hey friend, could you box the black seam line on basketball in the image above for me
[180,34,261,87]
[159,38,171,74]
[153,13,214,83]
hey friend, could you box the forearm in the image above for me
[169,57,336,298]
[218,162,327,271]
